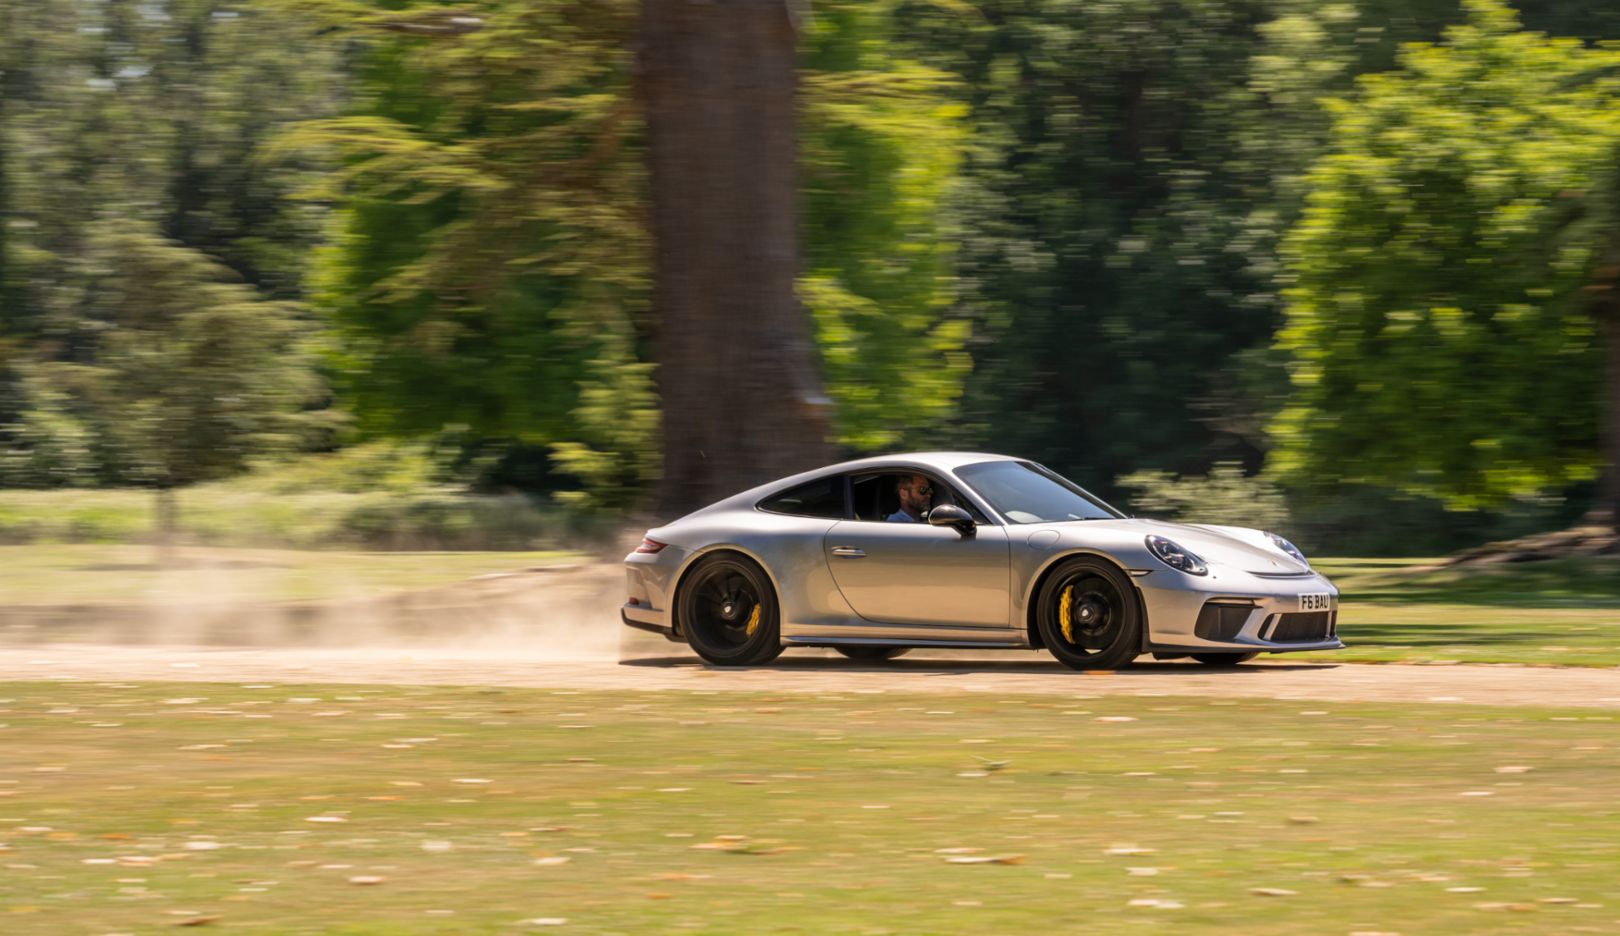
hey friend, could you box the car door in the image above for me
[823,472,1011,628]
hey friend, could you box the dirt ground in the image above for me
[4,642,1619,709]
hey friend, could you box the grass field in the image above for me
[0,487,608,551]
[0,545,579,606]
[1316,556,1620,667]
[1,683,1617,934]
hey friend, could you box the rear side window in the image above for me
[757,476,847,519]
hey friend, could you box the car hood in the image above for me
[1052,518,1310,574]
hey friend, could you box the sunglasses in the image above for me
[908,482,934,496]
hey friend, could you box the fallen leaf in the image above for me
[1106,844,1155,856]
[1127,898,1183,909]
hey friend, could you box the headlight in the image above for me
[1145,535,1207,576]
[1265,532,1308,568]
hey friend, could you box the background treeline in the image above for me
[2,0,1618,553]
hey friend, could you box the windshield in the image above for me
[955,461,1124,524]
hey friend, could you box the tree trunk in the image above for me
[640,0,832,520]
[154,487,179,566]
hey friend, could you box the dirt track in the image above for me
[3,643,1619,709]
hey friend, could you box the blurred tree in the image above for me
[640,0,833,515]
[287,0,968,510]
[4,224,321,546]
[1274,0,1620,531]
[887,0,1498,493]
[800,2,972,451]
[0,0,341,481]
[274,0,658,508]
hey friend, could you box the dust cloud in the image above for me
[0,547,657,664]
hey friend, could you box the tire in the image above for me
[676,552,784,667]
[833,646,910,662]
[1035,556,1142,671]
[1191,652,1259,667]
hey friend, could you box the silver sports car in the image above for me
[621,452,1341,670]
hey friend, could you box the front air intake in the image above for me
[1263,611,1337,642]
[1194,601,1254,642]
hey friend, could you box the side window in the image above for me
[757,476,847,519]
[850,472,987,523]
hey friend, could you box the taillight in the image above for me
[635,536,667,554]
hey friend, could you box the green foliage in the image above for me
[2,224,324,490]
[0,0,341,496]
[1116,462,1291,531]
[890,0,1462,487]
[802,5,973,450]
[276,0,656,506]
[1275,0,1620,508]
[230,441,448,495]
[0,365,97,487]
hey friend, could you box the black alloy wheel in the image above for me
[1035,557,1142,671]
[677,553,784,666]
[1191,652,1259,667]
[833,646,911,662]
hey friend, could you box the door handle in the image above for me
[830,546,866,558]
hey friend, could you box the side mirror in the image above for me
[927,503,975,537]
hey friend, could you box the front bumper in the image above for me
[1138,568,1344,654]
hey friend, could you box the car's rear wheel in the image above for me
[677,553,783,667]
[1035,557,1142,671]
[833,646,910,662]
[1191,652,1259,667]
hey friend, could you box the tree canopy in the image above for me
[3,0,1620,542]
[1273,0,1620,509]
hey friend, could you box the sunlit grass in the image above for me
[0,683,1616,934]
[0,545,578,606]
[0,487,606,551]
[1314,556,1620,667]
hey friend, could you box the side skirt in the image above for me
[786,635,1029,650]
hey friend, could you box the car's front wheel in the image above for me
[1035,557,1142,671]
[833,646,910,662]
[677,552,784,667]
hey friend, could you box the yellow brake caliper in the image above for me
[1058,585,1075,643]
[745,603,761,637]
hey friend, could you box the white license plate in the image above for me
[1299,593,1332,612]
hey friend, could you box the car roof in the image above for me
[680,452,1024,522]
[819,451,1020,473]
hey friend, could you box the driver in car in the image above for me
[887,474,932,523]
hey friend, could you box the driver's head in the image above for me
[897,473,933,514]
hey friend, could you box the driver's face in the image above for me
[900,475,932,510]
